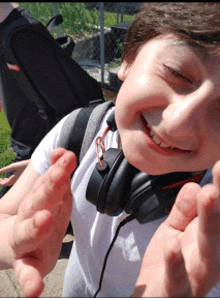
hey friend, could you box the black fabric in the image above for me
[66,106,95,163]
[0,5,104,150]
[46,14,63,32]
[0,55,49,149]
[0,6,49,149]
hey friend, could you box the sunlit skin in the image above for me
[0,160,31,186]
[115,34,220,175]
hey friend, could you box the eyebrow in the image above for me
[168,36,209,63]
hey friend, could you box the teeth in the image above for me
[152,134,161,145]
[159,142,171,148]
[147,125,174,149]
[145,121,191,151]
[149,129,154,137]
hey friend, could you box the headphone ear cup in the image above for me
[104,156,138,216]
[86,148,138,216]
[124,172,159,215]
[86,148,123,213]
[125,171,193,224]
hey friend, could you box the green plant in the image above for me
[106,58,121,72]
[116,40,124,52]
[57,2,100,38]
[0,110,15,188]
[0,110,12,153]
[18,3,135,38]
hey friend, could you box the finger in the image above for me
[211,160,220,197]
[19,159,31,167]
[197,163,220,254]
[197,184,220,261]
[14,257,45,298]
[50,147,77,167]
[166,182,201,231]
[0,163,16,174]
[10,209,54,257]
[0,160,31,175]
[0,163,14,174]
[18,149,76,220]
[0,175,16,186]
[194,182,220,296]
[13,159,31,168]
[164,237,191,297]
[197,183,219,235]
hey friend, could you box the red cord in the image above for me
[162,170,207,190]
[95,125,111,167]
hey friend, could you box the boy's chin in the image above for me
[127,159,174,176]
[130,160,194,176]
[122,146,208,176]
[139,167,206,176]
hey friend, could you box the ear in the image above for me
[118,58,132,81]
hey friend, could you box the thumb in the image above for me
[14,257,45,298]
[0,175,16,186]
[166,182,201,231]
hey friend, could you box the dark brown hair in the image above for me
[123,2,220,62]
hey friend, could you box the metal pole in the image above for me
[100,2,104,87]
[116,3,119,24]
[121,3,124,22]
[52,2,61,38]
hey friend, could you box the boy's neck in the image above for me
[0,3,19,23]
[192,170,206,176]
[190,170,207,184]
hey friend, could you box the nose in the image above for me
[162,80,218,138]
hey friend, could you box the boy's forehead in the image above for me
[137,34,192,55]
[139,34,220,70]
[151,34,201,53]
[163,34,220,62]
[138,34,197,58]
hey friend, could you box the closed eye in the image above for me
[164,65,193,84]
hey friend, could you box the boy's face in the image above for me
[115,34,220,175]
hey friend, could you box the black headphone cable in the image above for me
[93,213,136,298]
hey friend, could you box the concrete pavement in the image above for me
[0,234,74,297]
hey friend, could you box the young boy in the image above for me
[0,2,220,297]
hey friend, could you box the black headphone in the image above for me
[86,111,204,224]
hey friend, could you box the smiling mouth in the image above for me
[144,120,192,153]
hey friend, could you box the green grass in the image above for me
[18,2,135,38]
[0,110,15,186]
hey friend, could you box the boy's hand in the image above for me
[0,159,31,186]
[134,161,220,297]
[7,148,76,297]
